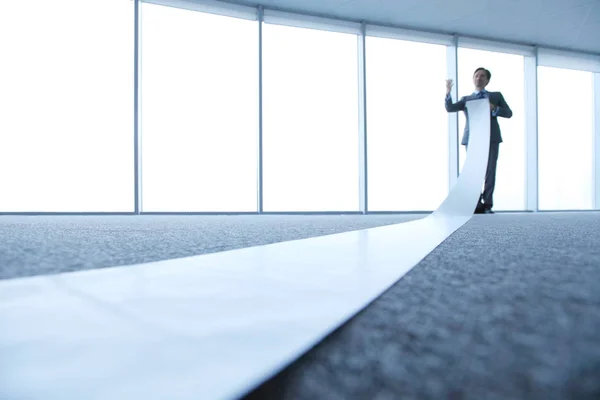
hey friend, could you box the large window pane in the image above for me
[0,0,133,212]
[457,48,526,211]
[366,37,448,211]
[538,66,594,210]
[262,24,359,212]
[141,4,258,212]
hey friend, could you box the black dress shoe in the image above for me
[483,208,494,214]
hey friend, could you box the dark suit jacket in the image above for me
[445,91,512,145]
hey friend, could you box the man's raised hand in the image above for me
[446,79,453,95]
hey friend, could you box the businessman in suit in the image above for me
[445,67,513,214]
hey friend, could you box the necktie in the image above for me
[477,91,485,99]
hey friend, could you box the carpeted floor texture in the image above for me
[1,212,600,400]
[0,214,421,280]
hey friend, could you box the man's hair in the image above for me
[474,67,491,80]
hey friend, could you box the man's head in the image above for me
[473,67,491,90]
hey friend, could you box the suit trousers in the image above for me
[465,141,500,208]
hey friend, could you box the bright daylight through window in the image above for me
[0,1,597,214]
[538,66,594,210]
[0,0,134,212]
[366,36,448,211]
[140,3,258,212]
[262,23,360,212]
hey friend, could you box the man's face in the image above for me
[473,69,489,89]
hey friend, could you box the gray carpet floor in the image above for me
[244,212,600,400]
[1,212,599,400]
[0,214,422,280]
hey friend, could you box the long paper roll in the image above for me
[0,99,491,400]
[436,97,490,217]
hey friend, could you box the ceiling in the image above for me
[224,0,600,55]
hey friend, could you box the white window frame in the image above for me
[538,48,600,73]
[525,51,538,211]
[365,24,453,46]
[447,37,459,190]
[141,0,258,20]
[594,73,600,209]
[262,9,361,34]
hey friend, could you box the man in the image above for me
[445,67,512,214]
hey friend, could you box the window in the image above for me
[537,66,594,210]
[457,48,526,211]
[140,3,258,212]
[366,37,448,211]
[262,23,359,212]
[0,0,134,212]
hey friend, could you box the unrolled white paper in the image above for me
[0,99,492,400]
